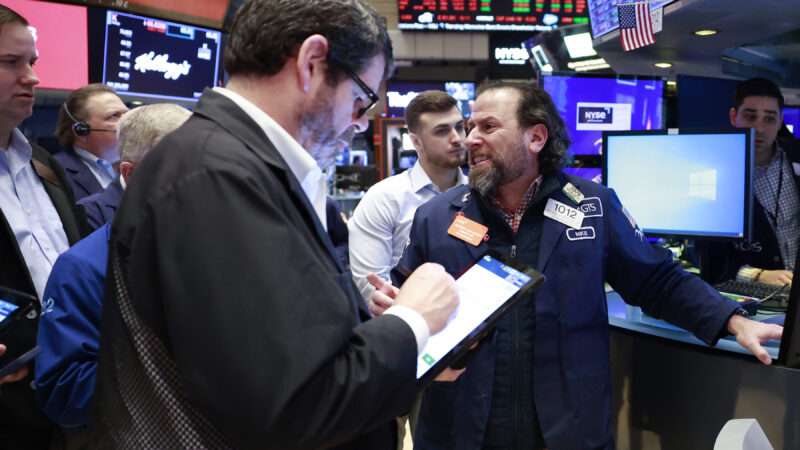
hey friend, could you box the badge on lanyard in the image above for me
[562,182,584,204]
[448,214,488,246]
[544,198,584,229]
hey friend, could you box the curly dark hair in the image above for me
[477,81,571,175]
[224,0,393,86]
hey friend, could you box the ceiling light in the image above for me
[693,29,718,37]
[654,62,672,69]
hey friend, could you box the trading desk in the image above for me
[607,292,800,449]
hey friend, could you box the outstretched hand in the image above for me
[727,315,783,365]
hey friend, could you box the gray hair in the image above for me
[118,103,191,163]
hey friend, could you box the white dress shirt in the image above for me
[348,161,468,302]
[74,146,115,189]
[0,129,69,299]
[213,87,430,351]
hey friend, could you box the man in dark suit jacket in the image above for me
[92,1,459,449]
[53,84,128,202]
[0,5,87,449]
[76,103,191,231]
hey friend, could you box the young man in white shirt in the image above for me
[349,90,468,307]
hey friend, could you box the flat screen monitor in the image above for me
[398,0,588,31]
[587,0,674,38]
[542,74,665,156]
[3,0,88,90]
[385,81,475,118]
[102,10,222,102]
[784,106,800,139]
[603,129,754,240]
[59,0,229,29]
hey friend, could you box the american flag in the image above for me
[618,2,655,51]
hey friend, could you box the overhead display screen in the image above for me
[398,0,589,31]
[102,10,222,102]
[588,0,673,38]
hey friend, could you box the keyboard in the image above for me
[715,279,790,310]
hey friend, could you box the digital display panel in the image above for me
[542,74,664,156]
[604,131,752,239]
[2,0,89,90]
[58,0,229,29]
[784,106,800,139]
[588,0,673,38]
[102,10,222,102]
[385,81,475,118]
[399,0,588,31]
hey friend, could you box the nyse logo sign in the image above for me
[579,106,613,124]
[575,102,632,131]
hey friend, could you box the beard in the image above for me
[468,141,530,198]
[428,146,466,170]
[299,91,354,169]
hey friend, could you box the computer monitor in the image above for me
[676,75,739,130]
[102,10,222,102]
[603,129,754,240]
[541,74,665,156]
[784,106,800,139]
[778,248,800,367]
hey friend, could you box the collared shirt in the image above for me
[492,175,543,234]
[0,129,69,299]
[74,147,115,189]
[213,87,328,230]
[349,161,468,301]
[754,146,800,270]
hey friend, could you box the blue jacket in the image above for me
[77,177,123,231]
[53,149,103,202]
[395,174,739,450]
[34,223,109,427]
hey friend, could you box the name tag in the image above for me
[448,214,488,246]
[544,198,584,229]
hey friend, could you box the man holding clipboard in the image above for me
[374,82,783,450]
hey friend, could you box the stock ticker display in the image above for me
[398,0,588,31]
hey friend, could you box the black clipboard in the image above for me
[416,250,545,385]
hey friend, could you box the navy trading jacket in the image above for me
[393,173,740,450]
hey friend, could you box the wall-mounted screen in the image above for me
[59,0,229,29]
[399,0,588,32]
[3,0,88,90]
[102,10,222,102]
[385,81,475,118]
[588,0,673,38]
[542,74,664,156]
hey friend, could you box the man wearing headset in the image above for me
[700,78,800,287]
[53,83,128,202]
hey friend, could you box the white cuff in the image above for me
[384,305,430,355]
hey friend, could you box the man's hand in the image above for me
[759,269,793,287]
[0,344,29,384]
[367,273,399,317]
[394,263,459,334]
[726,315,783,365]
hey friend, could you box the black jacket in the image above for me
[92,89,418,450]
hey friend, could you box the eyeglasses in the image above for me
[336,62,380,119]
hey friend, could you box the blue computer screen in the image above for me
[542,75,664,156]
[604,132,751,239]
[784,106,800,139]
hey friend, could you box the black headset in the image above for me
[62,103,115,137]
